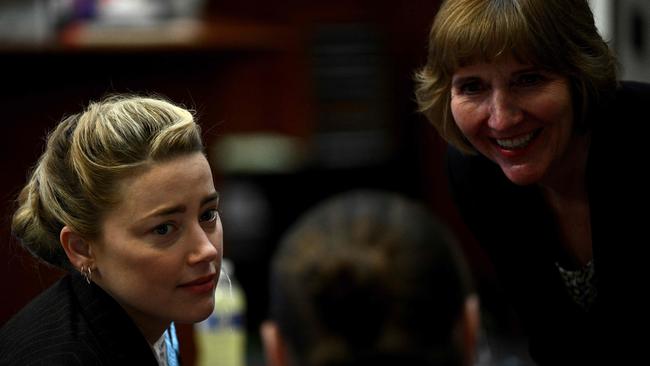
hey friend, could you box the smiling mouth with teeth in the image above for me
[494,129,541,150]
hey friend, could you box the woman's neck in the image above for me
[539,131,593,267]
[539,131,591,198]
[95,282,170,345]
[137,319,169,346]
[125,309,169,345]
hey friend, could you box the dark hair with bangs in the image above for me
[415,0,617,154]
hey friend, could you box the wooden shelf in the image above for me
[0,17,296,54]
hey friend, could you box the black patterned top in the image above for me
[556,260,598,311]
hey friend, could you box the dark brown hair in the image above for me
[269,190,473,366]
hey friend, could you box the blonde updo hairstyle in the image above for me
[415,0,618,154]
[12,95,203,270]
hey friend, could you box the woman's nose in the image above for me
[188,224,220,265]
[488,89,523,130]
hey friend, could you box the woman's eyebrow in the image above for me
[201,192,219,206]
[141,204,187,220]
[451,76,480,88]
[511,66,542,76]
[138,192,219,222]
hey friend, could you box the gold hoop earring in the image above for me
[81,265,93,284]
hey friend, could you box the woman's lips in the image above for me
[179,274,217,294]
[493,128,542,150]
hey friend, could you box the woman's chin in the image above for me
[173,303,215,324]
[501,166,543,186]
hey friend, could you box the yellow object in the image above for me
[195,259,246,366]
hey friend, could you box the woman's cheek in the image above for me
[451,100,479,136]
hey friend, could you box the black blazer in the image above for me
[446,81,650,365]
[0,273,159,365]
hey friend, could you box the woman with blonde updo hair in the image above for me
[0,95,223,365]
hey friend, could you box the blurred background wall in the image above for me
[1,1,646,365]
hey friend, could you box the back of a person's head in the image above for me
[268,190,475,366]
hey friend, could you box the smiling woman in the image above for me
[449,58,575,186]
[415,0,650,364]
[0,95,222,365]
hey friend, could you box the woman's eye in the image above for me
[515,73,544,87]
[200,209,219,223]
[153,223,174,236]
[459,81,484,95]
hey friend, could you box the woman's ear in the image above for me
[60,226,93,269]
[460,294,480,366]
[260,320,289,366]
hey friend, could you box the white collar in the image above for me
[152,332,168,366]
